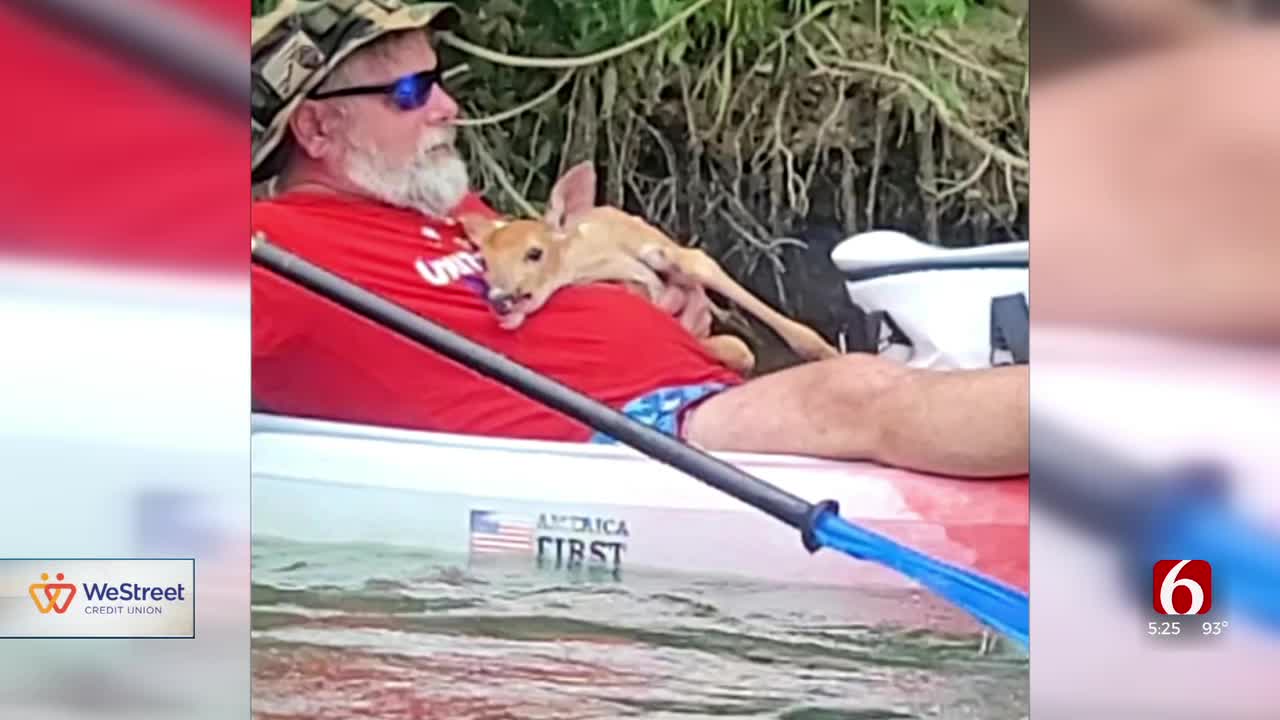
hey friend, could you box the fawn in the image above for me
[459,162,839,373]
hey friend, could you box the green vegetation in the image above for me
[254,0,1027,352]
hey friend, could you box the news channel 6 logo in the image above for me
[1146,560,1229,642]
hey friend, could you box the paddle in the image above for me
[1032,416,1280,633]
[8,0,245,114]
[251,235,1030,650]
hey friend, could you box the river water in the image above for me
[252,538,1027,719]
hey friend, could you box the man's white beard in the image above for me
[343,129,470,218]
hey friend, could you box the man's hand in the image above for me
[654,281,713,338]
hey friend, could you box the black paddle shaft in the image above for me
[1029,414,1230,547]
[252,236,818,531]
[9,0,245,115]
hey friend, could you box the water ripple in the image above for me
[252,537,1026,719]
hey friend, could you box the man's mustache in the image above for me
[420,128,457,152]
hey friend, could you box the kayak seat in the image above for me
[830,230,1028,282]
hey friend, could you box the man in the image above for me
[251,0,1027,478]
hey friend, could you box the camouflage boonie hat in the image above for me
[251,0,459,183]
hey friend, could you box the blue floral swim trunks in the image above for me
[589,382,729,444]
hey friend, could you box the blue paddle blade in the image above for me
[1148,504,1280,634]
[813,511,1029,650]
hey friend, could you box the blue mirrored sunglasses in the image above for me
[307,69,441,110]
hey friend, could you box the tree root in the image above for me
[454,70,575,128]
[436,0,720,69]
[866,101,888,228]
[916,106,940,244]
[818,56,1029,172]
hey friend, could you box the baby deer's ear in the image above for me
[544,161,597,230]
[458,214,505,245]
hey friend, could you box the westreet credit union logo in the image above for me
[29,572,77,614]
[0,558,194,638]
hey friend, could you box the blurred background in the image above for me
[1030,0,1279,718]
[0,1,247,718]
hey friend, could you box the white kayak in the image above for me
[251,412,1028,630]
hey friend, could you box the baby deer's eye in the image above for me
[524,247,544,263]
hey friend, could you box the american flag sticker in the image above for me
[468,510,535,556]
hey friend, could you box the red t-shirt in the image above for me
[252,191,743,441]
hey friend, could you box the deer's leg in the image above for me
[701,334,755,374]
[651,246,838,362]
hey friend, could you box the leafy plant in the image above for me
[889,0,974,30]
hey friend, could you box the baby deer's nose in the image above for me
[488,288,514,315]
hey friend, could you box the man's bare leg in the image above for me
[683,354,1028,478]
